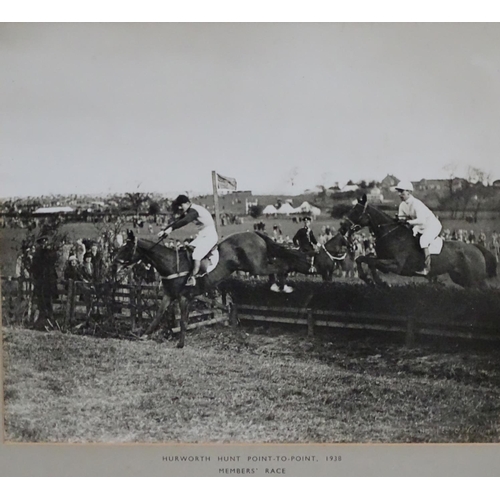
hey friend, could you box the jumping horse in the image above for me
[114,230,348,348]
[337,194,497,288]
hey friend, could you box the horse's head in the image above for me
[323,232,350,258]
[340,193,371,236]
[112,230,141,276]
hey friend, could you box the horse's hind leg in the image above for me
[177,295,190,348]
[448,250,478,288]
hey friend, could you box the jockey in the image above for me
[158,194,218,286]
[292,216,320,273]
[395,181,442,276]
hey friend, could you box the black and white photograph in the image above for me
[2,21,500,476]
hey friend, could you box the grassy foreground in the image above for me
[3,325,500,443]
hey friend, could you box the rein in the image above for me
[345,201,405,241]
[322,233,349,261]
[321,244,347,261]
[118,238,190,282]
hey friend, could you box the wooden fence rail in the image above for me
[235,304,500,345]
[1,277,230,332]
[2,276,500,344]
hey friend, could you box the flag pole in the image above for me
[211,170,221,237]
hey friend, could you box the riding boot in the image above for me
[186,259,201,286]
[309,256,317,274]
[415,248,431,276]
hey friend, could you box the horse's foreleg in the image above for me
[144,294,171,336]
[355,256,372,284]
[177,295,190,348]
[360,257,403,286]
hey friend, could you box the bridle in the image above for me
[342,201,369,235]
[114,237,189,282]
[343,201,407,241]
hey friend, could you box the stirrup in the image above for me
[309,266,317,273]
[185,276,196,286]
[415,269,429,276]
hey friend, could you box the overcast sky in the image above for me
[2,23,500,198]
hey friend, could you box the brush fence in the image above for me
[1,277,230,333]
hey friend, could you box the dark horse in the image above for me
[114,230,347,347]
[337,194,497,287]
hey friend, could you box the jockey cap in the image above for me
[395,181,414,192]
[172,194,190,212]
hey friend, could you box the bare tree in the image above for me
[316,185,328,203]
[442,163,459,196]
[125,192,151,217]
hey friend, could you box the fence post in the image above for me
[307,308,314,336]
[136,284,143,322]
[63,279,74,331]
[406,316,416,347]
[69,281,78,325]
[229,303,238,327]
[129,286,136,330]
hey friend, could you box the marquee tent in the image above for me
[293,201,321,216]
[262,204,277,215]
[276,203,295,214]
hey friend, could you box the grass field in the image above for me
[3,325,500,443]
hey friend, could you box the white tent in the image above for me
[341,184,360,192]
[262,204,277,215]
[33,206,74,214]
[276,203,295,214]
[293,201,321,216]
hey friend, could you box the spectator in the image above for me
[81,252,94,282]
[89,242,104,281]
[31,235,59,329]
[292,216,319,273]
[478,232,487,246]
[63,255,83,282]
[74,238,86,263]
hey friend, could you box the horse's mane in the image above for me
[365,203,396,223]
[136,239,190,255]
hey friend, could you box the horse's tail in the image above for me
[254,231,307,269]
[473,244,498,278]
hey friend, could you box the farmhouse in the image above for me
[380,174,400,190]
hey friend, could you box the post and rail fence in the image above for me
[234,304,500,345]
[2,276,499,345]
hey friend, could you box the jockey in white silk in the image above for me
[396,181,442,276]
[158,195,218,286]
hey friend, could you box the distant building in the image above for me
[414,178,467,193]
[33,206,74,214]
[245,198,259,214]
[195,190,252,215]
[380,174,400,190]
[367,187,384,203]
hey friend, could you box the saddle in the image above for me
[413,234,444,255]
[428,237,444,255]
[184,244,220,276]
